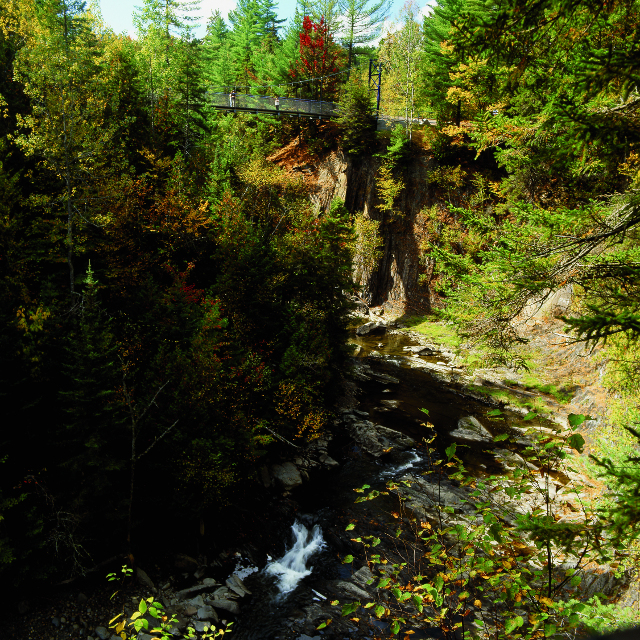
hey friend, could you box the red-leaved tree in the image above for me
[292,16,343,100]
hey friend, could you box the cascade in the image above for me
[264,520,325,594]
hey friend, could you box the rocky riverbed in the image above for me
[8,316,636,640]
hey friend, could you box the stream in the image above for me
[230,328,562,640]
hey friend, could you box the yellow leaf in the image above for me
[474,600,482,608]
[109,613,124,625]
[539,596,553,607]
[115,621,125,634]
[350,618,360,622]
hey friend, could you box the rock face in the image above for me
[270,462,303,490]
[449,416,493,442]
[311,150,435,309]
[346,418,415,457]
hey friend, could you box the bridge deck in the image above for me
[207,92,438,125]
[209,92,337,117]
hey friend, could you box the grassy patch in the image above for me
[403,316,461,350]
[504,374,574,404]
[472,385,552,413]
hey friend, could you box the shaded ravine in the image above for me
[230,329,563,640]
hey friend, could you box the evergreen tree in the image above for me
[173,34,207,155]
[58,264,125,531]
[12,0,115,298]
[227,0,262,88]
[340,0,391,67]
[421,0,467,119]
[335,79,376,154]
[133,0,201,133]
[202,11,235,91]
[258,0,286,38]
[311,0,343,37]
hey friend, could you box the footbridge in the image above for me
[208,92,337,119]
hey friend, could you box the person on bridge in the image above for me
[275,96,280,114]
[230,89,236,108]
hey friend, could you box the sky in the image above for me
[97,0,432,39]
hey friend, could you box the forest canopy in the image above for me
[2,0,640,612]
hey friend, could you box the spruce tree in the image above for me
[227,0,262,88]
[202,11,235,91]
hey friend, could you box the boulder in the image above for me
[197,605,219,622]
[185,595,205,607]
[494,448,538,472]
[351,565,374,587]
[551,285,573,318]
[349,421,415,457]
[334,581,370,601]
[355,321,386,336]
[211,599,240,615]
[174,554,199,571]
[175,585,212,599]
[136,567,155,590]
[225,574,251,596]
[449,416,492,443]
[270,462,303,490]
[319,453,339,468]
[369,371,400,385]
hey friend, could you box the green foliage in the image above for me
[319,413,623,638]
[335,80,376,155]
[351,212,382,285]
[107,566,233,639]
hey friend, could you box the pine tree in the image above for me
[202,11,235,91]
[311,0,343,37]
[227,0,262,88]
[173,34,207,155]
[340,0,391,67]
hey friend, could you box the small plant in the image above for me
[106,566,232,639]
[316,411,618,638]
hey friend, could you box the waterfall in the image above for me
[380,450,422,478]
[264,520,325,594]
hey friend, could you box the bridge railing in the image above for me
[207,92,338,117]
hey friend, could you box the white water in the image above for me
[264,520,325,594]
[379,450,422,478]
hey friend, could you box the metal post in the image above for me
[376,63,382,116]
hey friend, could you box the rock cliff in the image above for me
[269,140,437,312]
